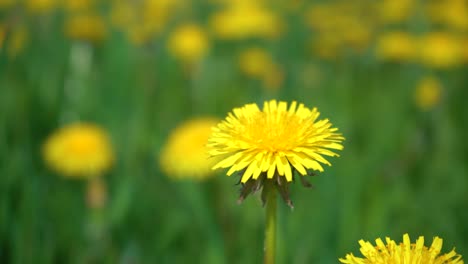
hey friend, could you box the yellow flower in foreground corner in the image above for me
[43,123,114,178]
[160,118,220,180]
[208,100,344,206]
[340,233,463,264]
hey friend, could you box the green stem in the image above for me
[264,182,277,264]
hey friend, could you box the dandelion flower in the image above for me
[376,31,416,62]
[25,0,57,14]
[167,24,209,63]
[418,32,463,69]
[160,118,220,180]
[64,13,107,43]
[415,76,442,111]
[378,0,414,24]
[208,100,344,205]
[238,48,275,78]
[209,3,283,40]
[0,0,14,9]
[238,48,284,90]
[340,233,464,264]
[63,0,94,12]
[43,123,114,178]
[426,0,468,31]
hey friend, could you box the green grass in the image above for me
[1,2,468,263]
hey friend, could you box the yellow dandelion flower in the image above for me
[238,48,284,91]
[25,0,57,14]
[167,24,209,63]
[0,0,14,9]
[208,100,344,205]
[209,3,283,40]
[43,123,114,178]
[415,76,442,111]
[63,0,95,12]
[376,31,416,62]
[64,13,107,43]
[208,100,344,183]
[160,118,220,181]
[110,1,136,30]
[418,32,463,69]
[426,0,468,31]
[310,33,342,60]
[340,233,464,264]
[378,0,414,24]
[238,47,275,78]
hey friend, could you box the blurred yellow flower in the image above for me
[43,123,114,178]
[63,0,94,12]
[415,76,442,111]
[126,25,155,46]
[65,13,107,43]
[208,100,344,183]
[238,48,284,90]
[159,118,220,180]
[418,32,463,68]
[376,31,416,62]
[310,33,342,60]
[340,233,463,264]
[0,0,14,9]
[142,0,180,34]
[26,0,57,14]
[167,24,209,63]
[210,3,283,39]
[110,0,180,45]
[110,1,136,30]
[426,0,468,31]
[378,0,414,24]
[306,3,374,57]
[238,48,274,78]
[341,21,372,52]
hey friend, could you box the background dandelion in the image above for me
[1,0,468,263]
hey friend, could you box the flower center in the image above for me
[241,111,313,152]
[67,133,100,155]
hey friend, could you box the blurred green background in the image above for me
[1,0,468,263]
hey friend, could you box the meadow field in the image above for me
[1,0,468,263]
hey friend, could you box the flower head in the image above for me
[238,47,284,90]
[418,32,463,69]
[43,123,114,178]
[208,100,344,205]
[64,13,107,43]
[167,24,209,63]
[160,118,220,180]
[340,233,464,264]
[209,3,283,40]
[376,31,416,62]
[238,48,275,78]
[26,0,57,14]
